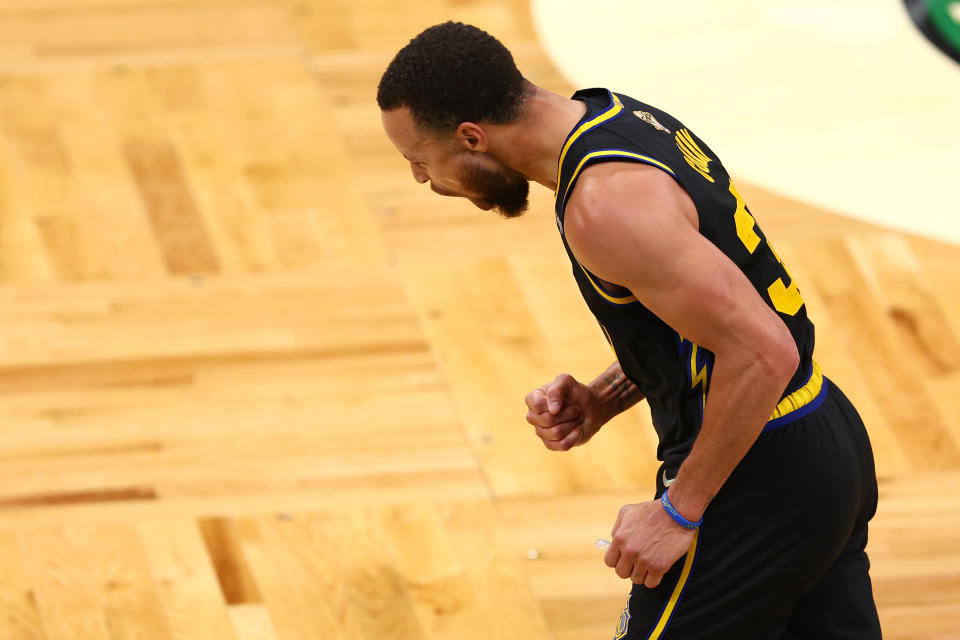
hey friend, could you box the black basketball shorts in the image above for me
[614,378,882,640]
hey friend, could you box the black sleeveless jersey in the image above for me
[554,88,824,466]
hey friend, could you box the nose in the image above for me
[410,162,429,184]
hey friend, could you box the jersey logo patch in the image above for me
[632,110,671,133]
[613,600,631,639]
[675,128,714,183]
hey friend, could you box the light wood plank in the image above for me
[17,524,172,639]
[0,0,955,637]
[138,519,238,640]
[0,529,46,640]
[227,605,278,640]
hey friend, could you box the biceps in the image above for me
[564,169,789,350]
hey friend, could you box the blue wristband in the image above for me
[661,489,703,530]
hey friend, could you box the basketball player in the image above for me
[378,22,881,639]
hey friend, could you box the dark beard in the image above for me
[462,159,530,218]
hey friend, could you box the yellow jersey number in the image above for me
[729,181,804,316]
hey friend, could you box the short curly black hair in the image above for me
[377,22,529,135]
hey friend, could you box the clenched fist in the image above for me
[524,373,607,451]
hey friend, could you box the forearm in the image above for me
[667,349,796,521]
[588,361,645,425]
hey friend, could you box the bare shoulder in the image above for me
[564,162,698,242]
[560,162,795,363]
[563,162,699,262]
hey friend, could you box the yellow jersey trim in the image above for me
[769,361,823,422]
[561,149,676,207]
[577,262,637,305]
[556,92,624,194]
[647,528,699,639]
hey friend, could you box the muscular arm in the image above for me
[564,162,799,522]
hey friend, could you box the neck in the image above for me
[485,86,587,191]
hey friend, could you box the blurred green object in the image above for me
[927,0,960,49]
[904,0,960,64]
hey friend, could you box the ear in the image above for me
[455,122,488,152]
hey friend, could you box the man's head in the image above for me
[378,22,531,217]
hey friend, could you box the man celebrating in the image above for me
[378,22,881,639]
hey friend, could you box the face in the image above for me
[381,107,529,218]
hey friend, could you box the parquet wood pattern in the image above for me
[0,1,957,638]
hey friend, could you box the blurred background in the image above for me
[0,1,957,638]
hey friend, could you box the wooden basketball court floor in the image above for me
[0,1,957,638]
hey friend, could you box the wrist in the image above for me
[661,489,704,530]
[589,364,642,422]
[661,481,711,524]
[588,378,618,426]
